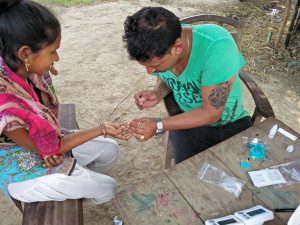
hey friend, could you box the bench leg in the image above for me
[10,196,23,213]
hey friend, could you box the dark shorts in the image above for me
[170,116,253,164]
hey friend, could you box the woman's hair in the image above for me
[0,0,61,71]
[123,7,182,62]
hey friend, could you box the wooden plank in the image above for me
[208,117,300,223]
[113,173,204,225]
[165,150,284,224]
[22,199,83,225]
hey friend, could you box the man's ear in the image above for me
[17,46,32,62]
[171,38,183,56]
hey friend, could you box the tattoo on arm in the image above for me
[208,81,231,109]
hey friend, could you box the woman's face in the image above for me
[27,34,61,76]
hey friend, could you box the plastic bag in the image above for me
[242,137,269,161]
[113,216,123,225]
[198,163,245,198]
[270,160,300,185]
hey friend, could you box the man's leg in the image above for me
[170,126,220,164]
[219,116,252,141]
[170,116,252,164]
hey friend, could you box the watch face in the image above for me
[157,122,163,131]
[156,118,164,135]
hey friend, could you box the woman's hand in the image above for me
[43,154,64,168]
[102,122,132,140]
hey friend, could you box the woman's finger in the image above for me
[49,156,57,165]
[53,155,63,165]
[43,155,64,168]
[43,156,52,168]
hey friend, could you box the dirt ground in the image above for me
[1,0,299,225]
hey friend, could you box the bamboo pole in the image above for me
[275,0,292,49]
[284,0,300,47]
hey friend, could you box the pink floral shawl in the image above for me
[0,56,62,157]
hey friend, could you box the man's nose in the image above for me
[146,66,155,74]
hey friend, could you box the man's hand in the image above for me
[134,90,161,110]
[43,154,64,168]
[129,117,156,141]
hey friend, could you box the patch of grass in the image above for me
[35,0,98,7]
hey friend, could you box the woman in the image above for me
[0,0,131,204]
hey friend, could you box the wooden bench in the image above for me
[12,104,84,225]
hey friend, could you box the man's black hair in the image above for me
[123,7,182,62]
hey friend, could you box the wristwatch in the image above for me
[155,118,165,136]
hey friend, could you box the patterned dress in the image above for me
[0,57,75,194]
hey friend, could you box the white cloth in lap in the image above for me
[8,136,119,204]
[72,136,119,173]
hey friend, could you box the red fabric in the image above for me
[0,57,61,157]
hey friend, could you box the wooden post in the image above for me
[284,0,300,47]
[275,0,292,49]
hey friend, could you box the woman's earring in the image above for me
[24,58,30,72]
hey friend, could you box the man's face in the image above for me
[138,47,179,74]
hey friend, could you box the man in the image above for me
[123,7,252,163]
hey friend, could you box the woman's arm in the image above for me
[3,125,103,154]
[3,123,129,154]
[3,126,105,169]
[60,126,103,153]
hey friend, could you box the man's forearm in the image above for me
[153,77,171,100]
[162,107,222,131]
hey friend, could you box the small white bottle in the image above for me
[268,124,278,139]
[287,145,294,153]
